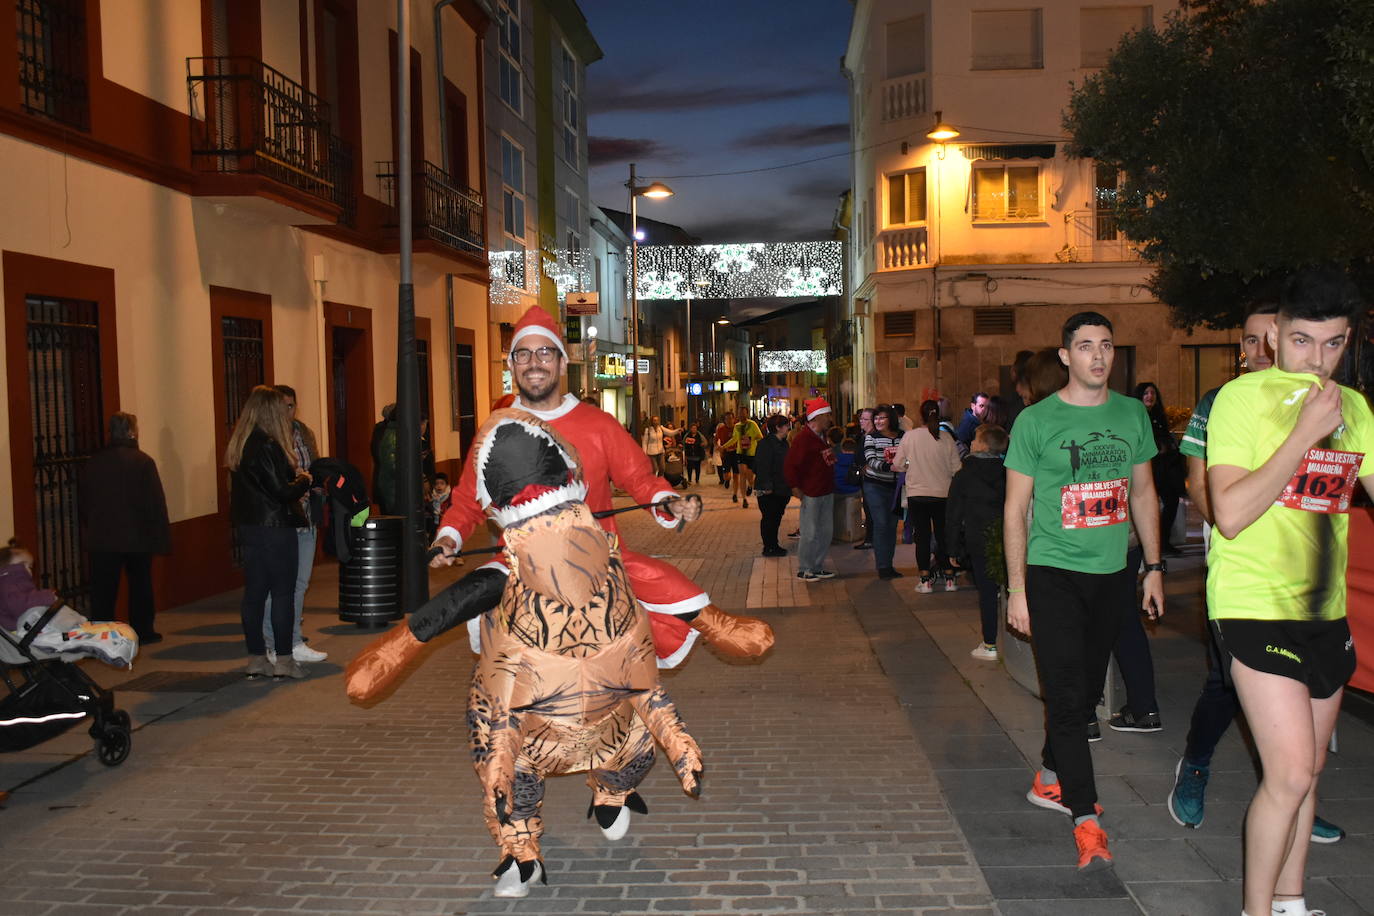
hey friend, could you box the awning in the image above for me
[961,143,1057,160]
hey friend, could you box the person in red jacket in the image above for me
[430,306,773,666]
[784,397,837,581]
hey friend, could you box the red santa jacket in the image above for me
[438,394,679,544]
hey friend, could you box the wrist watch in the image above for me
[1144,561,1167,574]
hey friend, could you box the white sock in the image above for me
[1041,767,1058,785]
[1271,898,1307,916]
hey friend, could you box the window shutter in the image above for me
[971,10,1042,70]
[885,16,925,78]
[888,174,906,225]
[883,311,916,337]
[907,170,926,222]
[1080,6,1151,68]
[974,309,1016,335]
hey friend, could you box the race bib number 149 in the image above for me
[1275,448,1364,514]
[1061,478,1129,529]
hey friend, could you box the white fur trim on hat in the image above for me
[806,400,832,420]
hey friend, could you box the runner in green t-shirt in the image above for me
[1003,311,1165,872]
[1203,270,1374,916]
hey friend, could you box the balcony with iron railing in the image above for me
[376,160,484,257]
[1055,210,1144,263]
[186,57,354,224]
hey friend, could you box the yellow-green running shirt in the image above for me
[1206,367,1374,622]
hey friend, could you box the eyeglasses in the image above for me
[511,346,561,365]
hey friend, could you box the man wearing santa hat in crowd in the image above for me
[430,305,773,666]
[784,397,838,581]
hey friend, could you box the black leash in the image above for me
[425,497,686,561]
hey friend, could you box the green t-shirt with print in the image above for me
[1005,391,1157,574]
[1180,386,1219,460]
[1205,368,1374,622]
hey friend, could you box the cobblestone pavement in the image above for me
[3,485,1371,914]
[0,487,993,915]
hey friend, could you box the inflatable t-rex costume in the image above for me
[347,410,702,898]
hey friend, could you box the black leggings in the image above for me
[686,459,702,483]
[906,496,949,574]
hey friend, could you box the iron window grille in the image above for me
[16,0,89,130]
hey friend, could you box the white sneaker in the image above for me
[265,649,277,664]
[943,575,958,592]
[600,806,631,841]
[915,576,934,594]
[293,643,327,662]
[493,860,542,898]
[970,643,998,661]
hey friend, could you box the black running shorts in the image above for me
[1212,617,1356,700]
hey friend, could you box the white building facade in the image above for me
[843,1,1235,413]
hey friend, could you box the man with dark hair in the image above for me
[1004,310,1164,871]
[1203,269,1372,916]
[79,412,172,643]
[955,392,990,447]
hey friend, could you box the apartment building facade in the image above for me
[843,1,1235,413]
[483,0,600,398]
[1,0,491,608]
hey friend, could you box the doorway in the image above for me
[324,303,375,490]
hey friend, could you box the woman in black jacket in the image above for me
[752,414,792,557]
[945,424,1008,660]
[226,385,312,679]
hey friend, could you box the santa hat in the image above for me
[509,305,567,357]
[804,397,832,421]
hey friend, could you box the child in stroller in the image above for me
[662,434,687,488]
[0,540,136,765]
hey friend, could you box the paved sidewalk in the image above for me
[2,486,1370,914]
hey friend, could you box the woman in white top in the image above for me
[895,399,963,593]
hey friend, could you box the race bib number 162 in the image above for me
[1275,448,1364,514]
[1061,478,1129,529]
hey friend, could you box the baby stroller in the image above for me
[663,443,686,488]
[0,599,132,766]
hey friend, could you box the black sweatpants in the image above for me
[1111,545,1158,718]
[1028,562,1133,818]
[90,551,156,638]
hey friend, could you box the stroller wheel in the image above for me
[95,710,132,767]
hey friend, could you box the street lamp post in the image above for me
[684,275,709,426]
[713,317,729,415]
[627,162,673,438]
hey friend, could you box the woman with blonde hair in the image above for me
[226,385,312,679]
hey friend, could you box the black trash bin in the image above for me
[339,515,403,628]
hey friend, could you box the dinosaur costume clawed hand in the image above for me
[347,410,702,898]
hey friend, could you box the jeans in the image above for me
[907,496,949,575]
[757,491,790,550]
[239,525,299,656]
[862,480,899,570]
[1111,545,1158,718]
[1027,562,1133,818]
[264,526,316,650]
[1183,626,1242,767]
[798,493,834,573]
[89,551,156,637]
[968,545,1000,646]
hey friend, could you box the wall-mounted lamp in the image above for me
[927,110,960,160]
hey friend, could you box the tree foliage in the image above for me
[1064,0,1374,329]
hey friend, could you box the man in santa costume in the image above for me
[430,305,773,666]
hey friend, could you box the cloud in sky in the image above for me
[587,76,842,114]
[732,122,849,151]
[588,136,674,167]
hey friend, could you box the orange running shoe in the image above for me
[1073,819,1113,870]
[1026,772,1104,816]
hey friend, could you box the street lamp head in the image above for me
[716,318,730,325]
[693,277,710,289]
[634,229,646,241]
[638,181,674,199]
[927,111,960,142]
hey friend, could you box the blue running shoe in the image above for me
[1311,815,1345,844]
[1168,758,1208,828]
